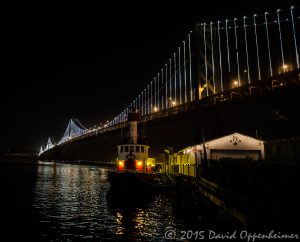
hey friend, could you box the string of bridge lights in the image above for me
[39,6,299,155]
[107,6,299,128]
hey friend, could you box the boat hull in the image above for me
[107,172,170,208]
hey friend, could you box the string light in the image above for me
[173,53,177,104]
[264,12,273,77]
[157,73,160,110]
[165,63,168,108]
[183,40,187,103]
[217,21,223,92]
[204,23,208,96]
[210,22,216,93]
[277,9,285,68]
[169,58,172,102]
[290,6,299,69]
[234,18,241,86]
[243,16,251,84]
[188,32,193,101]
[254,14,261,80]
[178,46,182,105]
[161,69,164,110]
[225,19,231,72]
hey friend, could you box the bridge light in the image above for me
[154,106,158,112]
[279,64,289,73]
[172,101,176,106]
[233,80,239,88]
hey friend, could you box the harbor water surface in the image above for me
[0,160,241,241]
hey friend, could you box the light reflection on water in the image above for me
[33,161,183,241]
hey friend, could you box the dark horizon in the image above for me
[0,0,296,152]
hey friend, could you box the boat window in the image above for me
[130,146,134,152]
[136,146,140,152]
[141,146,144,153]
[121,146,124,152]
[125,146,129,152]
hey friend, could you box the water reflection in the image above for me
[33,161,184,241]
[112,195,181,241]
[34,161,116,240]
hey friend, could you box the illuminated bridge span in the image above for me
[39,6,300,156]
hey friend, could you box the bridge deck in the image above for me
[41,69,300,155]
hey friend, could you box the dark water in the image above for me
[0,160,241,241]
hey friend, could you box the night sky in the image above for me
[0,1,296,152]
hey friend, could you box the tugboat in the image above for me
[116,111,153,173]
[107,111,170,207]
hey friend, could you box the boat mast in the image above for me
[127,112,141,145]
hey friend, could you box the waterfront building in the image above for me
[170,132,265,176]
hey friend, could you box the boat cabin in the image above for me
[117,144,150,172]
[116,111,154,173]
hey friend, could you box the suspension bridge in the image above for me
[39,6,300,158]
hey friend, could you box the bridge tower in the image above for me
[193,22,220,101]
